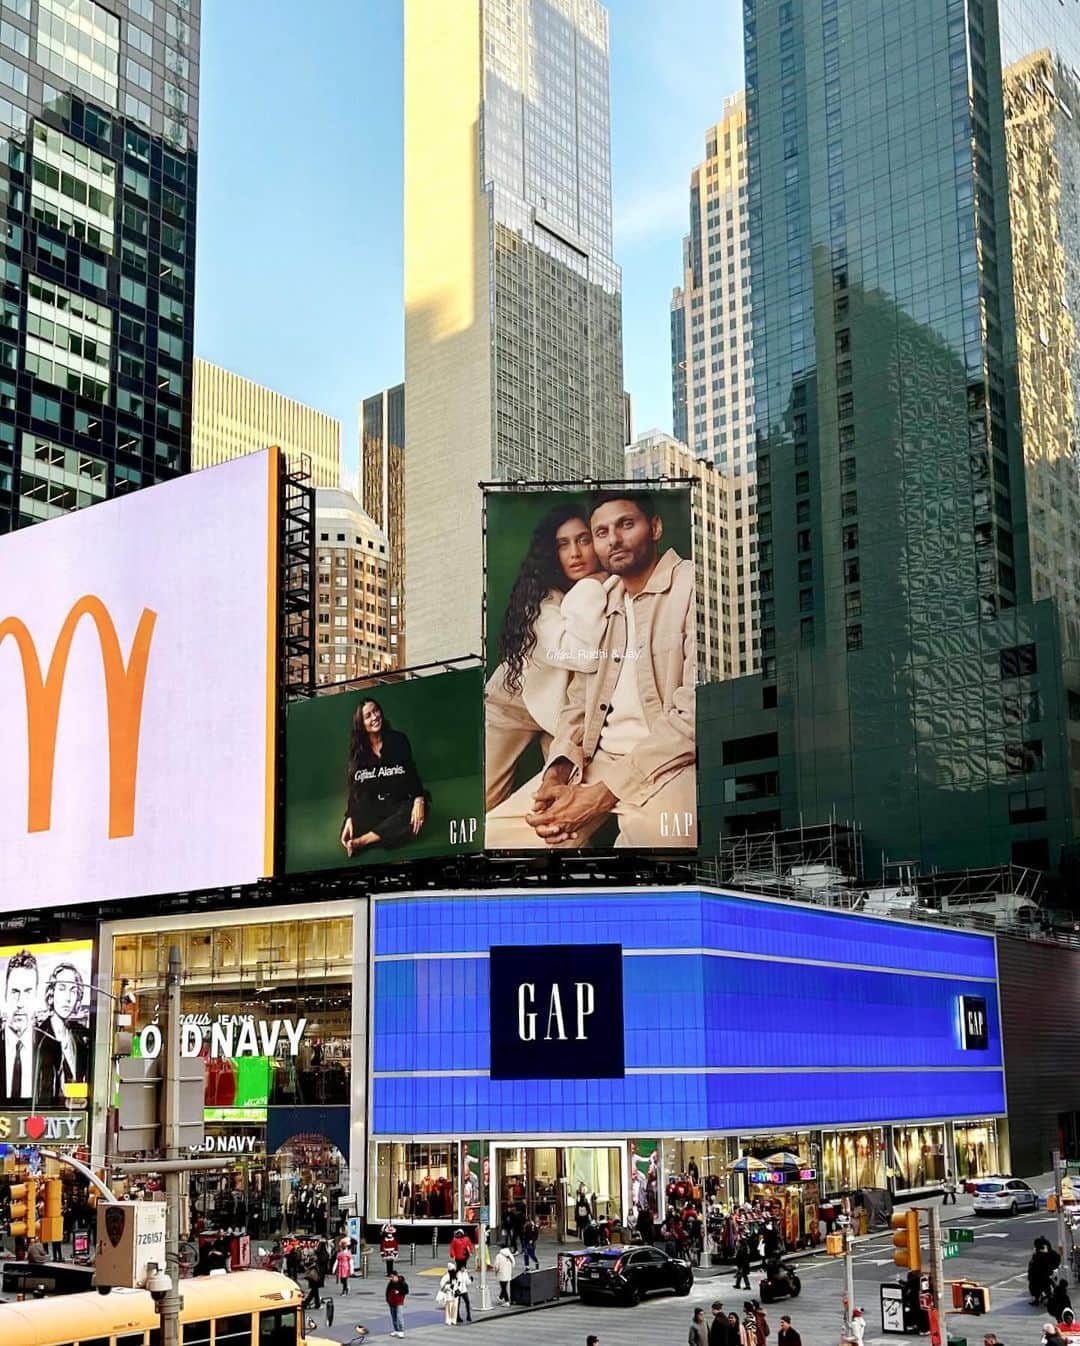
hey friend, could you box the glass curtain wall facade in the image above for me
[699,0,1080,873]
[0,0,198,533]
[360,382,405,667]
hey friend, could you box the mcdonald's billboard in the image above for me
[0,450,279,908]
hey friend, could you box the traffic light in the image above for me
[10,1179,38,1239]
[39,1177,63,1244]
[892,1208,922,1270]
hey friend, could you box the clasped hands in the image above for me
[525,761,616,845]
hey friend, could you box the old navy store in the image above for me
[368,887,1008,1242]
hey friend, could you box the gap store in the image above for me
[369,887,1008,1243]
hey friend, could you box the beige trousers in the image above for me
[484,680,551,811]
[484,748,696,850]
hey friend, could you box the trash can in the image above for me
[947,1335,967,1346]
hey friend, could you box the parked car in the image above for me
[972,1176,1039,1216]
[576,1245,694,1306]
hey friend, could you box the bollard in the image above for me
[410,1241,416,1264]
[361,1250,369,1279]
[432,1228,438,1257]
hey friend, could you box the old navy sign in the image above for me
[489,943,624,1081]
[139,1013,307,1060]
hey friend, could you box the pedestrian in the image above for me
[449,1227,474,1272]
[316,1238,331,1285]
[850,1307,865,1346]
[1048,1272,1072,1322]
[778,1315,801,1346]
[729,1312,748,1346]
[437,1262,460,1326]
[303,1255,324,1311]
[381,1223,400,1276]
[1031,1238,1061,1304]
[494,1244,516,1304]
[286,1242,302,1284]
[587,1337,599,1346]
[942,1173,958,1205]
[638,1207,655,1245]
[385,1270,409,1337]
[457,1263,473,1324]
[710,1301,728,1346]
[575,1186,592,1239]
[1044,1323,1070,1346]
[747,1300,769,1346]
[335,1238,354,1296]
[734,1237,752,1290]
[522,1216,539,1269]
[27,1239,48,1265]
[690,1307,709,1346]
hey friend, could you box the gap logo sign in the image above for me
[489,943,624,1080]
[959,995,989,1050]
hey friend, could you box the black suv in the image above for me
[576,1245,694,1306]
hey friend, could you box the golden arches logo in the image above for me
[0,595,157,839]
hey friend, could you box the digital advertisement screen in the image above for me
[484,486,696,852]
[0,938,94,1111]
[204,1056,271,1123]
[284,666,485,873]
[0,450,278,909]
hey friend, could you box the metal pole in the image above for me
[843,1230,854,1334]
[159,946,183,1346]
[479,1220,490,1310]
[929,1204,945,1327]
[1055,1148,1067,1256]
[38,1150,117,1203]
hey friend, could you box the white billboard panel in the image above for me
[0,450,278,907]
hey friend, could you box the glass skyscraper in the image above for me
[700,0,1080,877]
[0,0,198,532]
[404,0,624,665]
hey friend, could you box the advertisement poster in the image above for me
[285,666,485,873]
[628,1139,659,1215]
[0,938,93,1111]
[484,486,696,851]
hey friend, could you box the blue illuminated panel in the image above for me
[371,888,1005,1135]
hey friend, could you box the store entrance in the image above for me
[495,1145,622,1242]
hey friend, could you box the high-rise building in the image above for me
[404,0,625,664]
[360,382,405,666]
[0,0,199,531]
[670,95,758,678]
[625,428,734,683]
[315,488,394,686]
[699,0,1080,877]
[193,358,341,488]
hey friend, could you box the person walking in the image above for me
[942,1173,958,1205]
[575,1186,592,1239]
[849,1307,866,1346]
[335,1238,354,1296]
[690,1307,710,1346]
[449,1227,473,1272]
[522,1216,539,1269]
[302,1254,324,1311]
[437,1263,460,1326]
[494,1244,516,1305]
[734,1237,752,1290]
[456,1263,474,1324]
[778,1316,801,1346]
[710,1301,729,1346]
[385,1270,409,1337]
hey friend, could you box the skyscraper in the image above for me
[193,357,341,488]
[314,488,394,686]
[404,0,624,664]
[360,382,405,666]
[0,0,199,531]
[670,95,758,676]
[700,0,1080,876]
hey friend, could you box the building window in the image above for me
[1000,643,1037,679]
[25,274,112,401]
[36,0,119,108]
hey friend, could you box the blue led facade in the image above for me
[370,888,1006,1137]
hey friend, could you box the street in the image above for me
[304,1191,1063,1346]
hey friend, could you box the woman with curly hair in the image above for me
[485,504,608,810]
[340,698,428,855]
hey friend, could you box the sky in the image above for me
[195,0,745,479]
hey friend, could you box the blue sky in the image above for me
[195,0,744,478]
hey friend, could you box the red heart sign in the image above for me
[24,1116,46,1141]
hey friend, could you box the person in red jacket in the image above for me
[385,1271,409,1337]
[449,1227,474,1271]
[380,1223,399,1275]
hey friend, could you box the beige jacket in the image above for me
[547,548,696,807]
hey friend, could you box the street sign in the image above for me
[881,1283,905,1333]
[950,1228,975,1243]
[944,1244,961,1259]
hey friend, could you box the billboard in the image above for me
[284,666,485,872]
[0,451,278,909]
[0,938,94,1114]
[484,487,696,851]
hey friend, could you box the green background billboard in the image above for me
[285,666,484,872]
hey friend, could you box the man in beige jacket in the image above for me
[486,491,696,849]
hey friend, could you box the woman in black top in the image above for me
[340,698,427,854]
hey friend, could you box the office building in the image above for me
[699,0,1080,877]
[0,0,199,531]
[404,0,625,664]
[360,382,405,666]
[671,96,758,677]
[625,428,734,683]
[193,357,341,488]
[314,487,393,686]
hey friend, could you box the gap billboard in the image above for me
[484,486,697,851]
[0,451,279,908]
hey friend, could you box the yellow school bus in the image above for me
[0,1268,336,1346]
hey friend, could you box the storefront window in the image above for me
[892,1125,947,1190]
[373,1142,458,1221]
[954,1120,1000,1180]
[821,1128,886,1193]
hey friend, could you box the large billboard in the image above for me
[284,666,485,872]
[0,451,278,909]
[484,487,697,851]
[0,938,94,1127]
